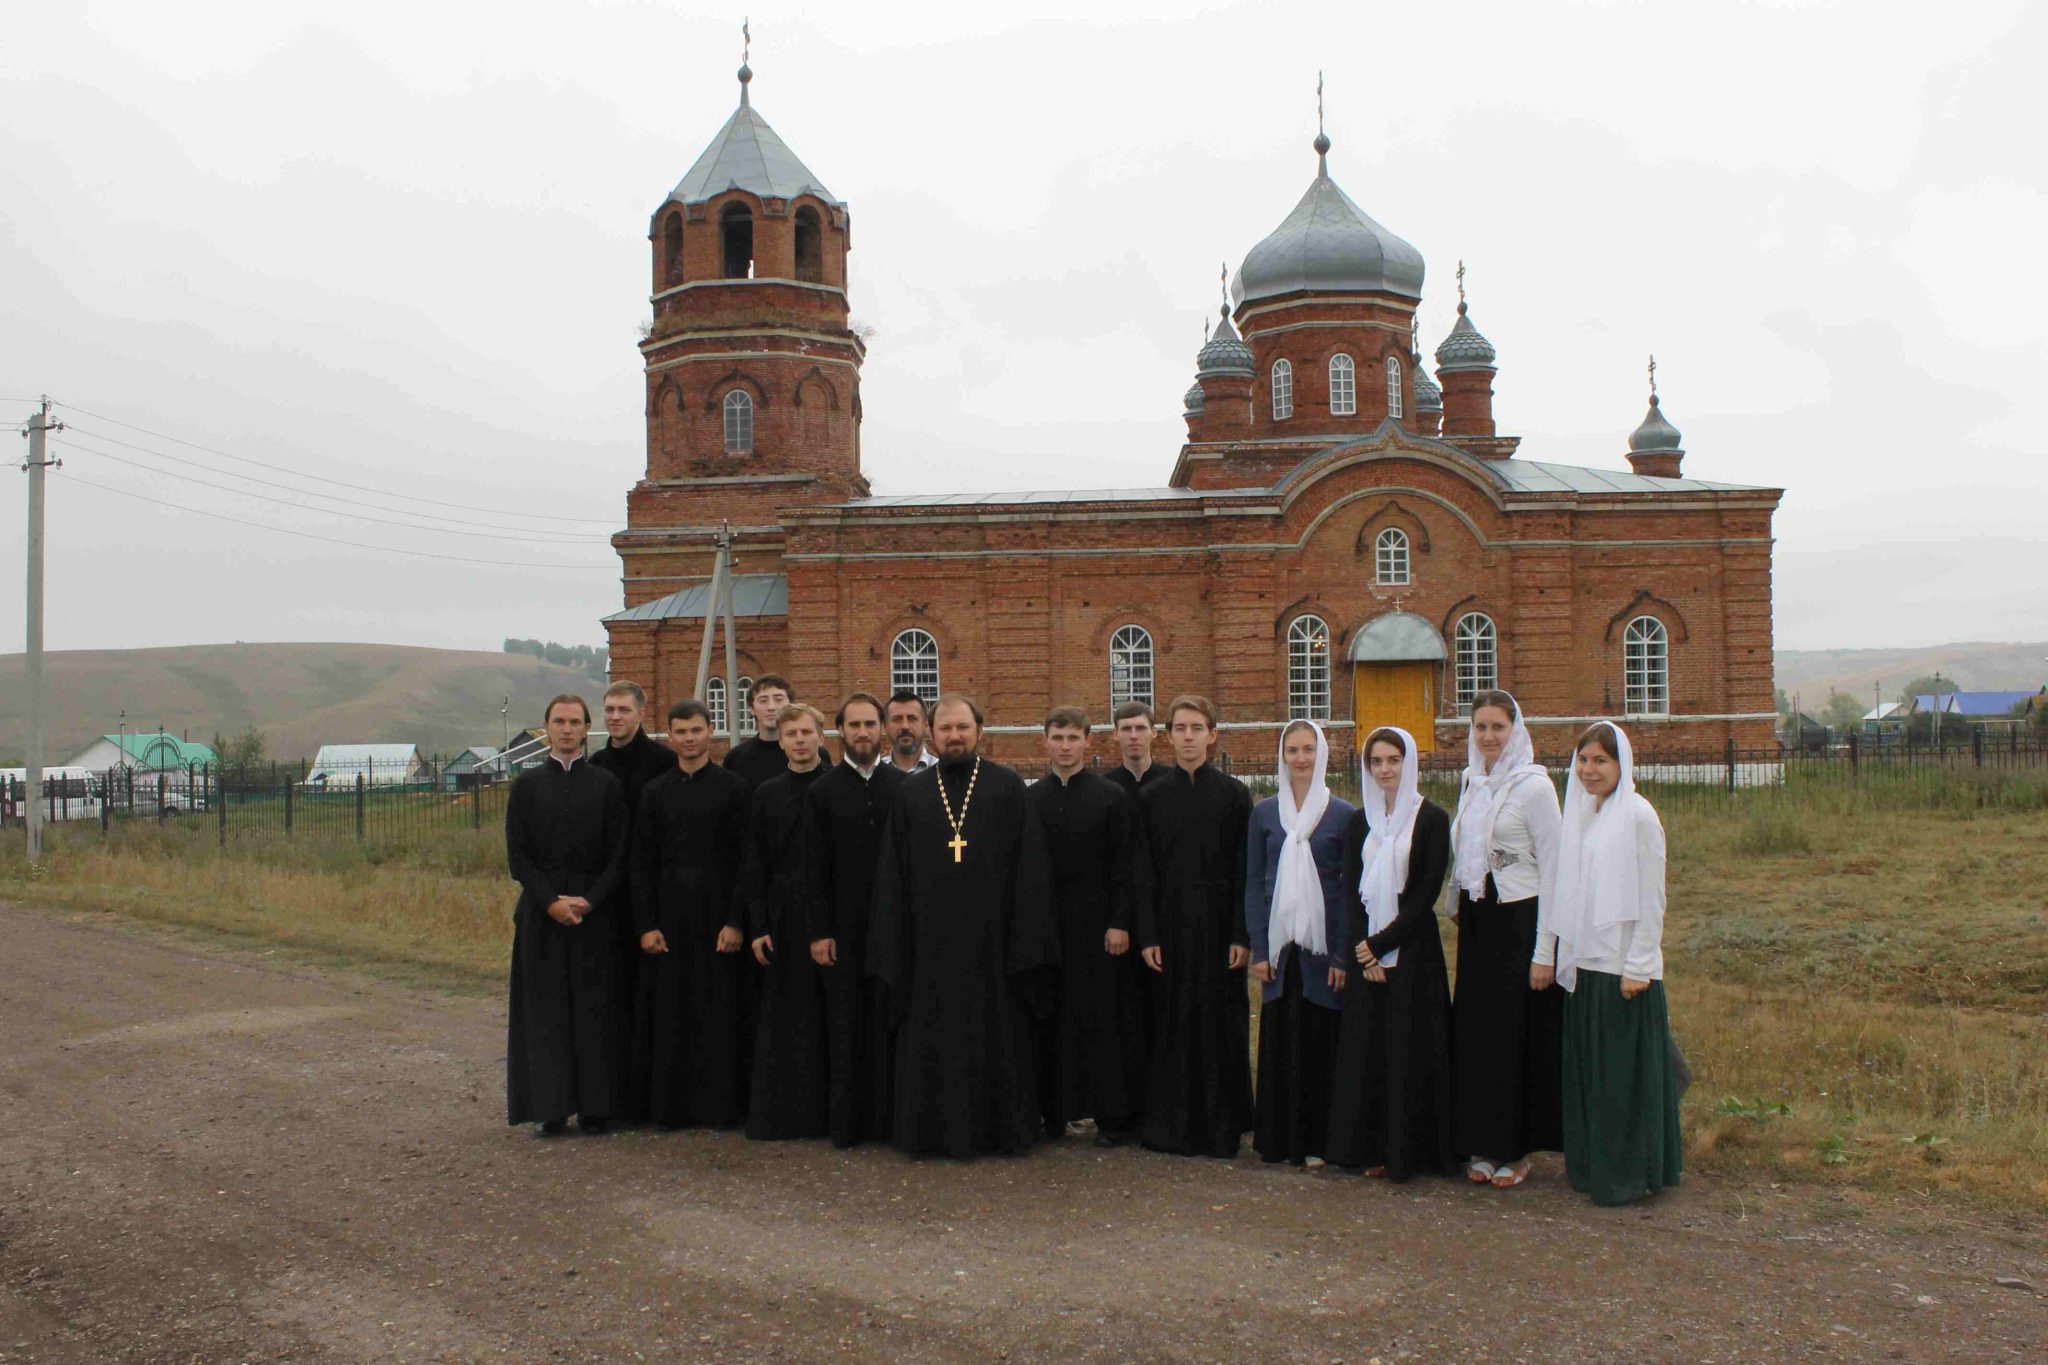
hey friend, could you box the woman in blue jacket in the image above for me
[1245,719,1356,1167]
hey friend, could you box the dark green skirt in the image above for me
[1561,970,1683,1206]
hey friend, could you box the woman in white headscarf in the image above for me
[1325,726,1455,1181]
[1448,690,1564,1190]
[1538,722,1682,1206]
[1244,719,1356,1168]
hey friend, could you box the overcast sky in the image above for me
[2,0,2042,657]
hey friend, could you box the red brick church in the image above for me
[604,61,1782,762]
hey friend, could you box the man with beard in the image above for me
[1026,707,1147,1147]
[743,702,832,1139]
[1133,694,1254,1158]
[506,694,629,1136]
[883,690,938,774]
[588,680,674,1119]
[800,692,906,1147]
[723,674,794,789]
[630,699,753,1129]
[868,694,1058,1157]
[1103,702,1167,798]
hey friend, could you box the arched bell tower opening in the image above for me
[720,203,755,279]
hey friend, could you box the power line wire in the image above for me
[54,470,616,571]
[48,398,622,525]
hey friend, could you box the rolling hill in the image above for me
[1774,641,2048,707]
[0,643,608,766]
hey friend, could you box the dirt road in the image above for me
[0,902,2040,1362]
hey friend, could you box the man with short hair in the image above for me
[588,679,675,1119]
[868,694,1058,1156]
[631,698,753,1128]
[723,674,795,789]
[1027,706,1147,1146]
[1132,694,1254,1158]
[884,690,938,774]
[801,692,907,1146]
[1104,702,1166,797]
[506,694,629,1137]
[742,701,832,1139]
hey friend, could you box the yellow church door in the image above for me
[1354,663,1437,753]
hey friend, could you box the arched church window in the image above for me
[1109,625,1154,710]
[1454,613,1497,715]
[794,206,824,284]
[1287,616,1331,721]
[1386,356,1404,419]
[722,391,754,455]
[1623,617,1670,716]
[891,629,941,702]
[661,211,683,288]
[1271,359,1294,420]
[736,675,758,736]
[1375,528,1410,586]
[1329,355,1356,416]
[705,677,728,736]
[719,202,754,279]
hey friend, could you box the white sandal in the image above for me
[1490,1160,1531,1189]
[1466,1160,1497,1184]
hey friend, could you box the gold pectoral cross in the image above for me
[948,832,967,863]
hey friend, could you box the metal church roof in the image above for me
[605,573,790,622]
[667,67,840,208]
[1232,152,1425,307]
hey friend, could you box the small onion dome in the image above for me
[1629,394,1684,454]
[1183,380,1206,415]
[1434,301,1497,372]
[1195,306,1255,377]
[1412,363,1443,412]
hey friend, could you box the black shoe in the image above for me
[536,1120,567,1138]
[1094,1129,1133,1149]
[579,1116,610,1135]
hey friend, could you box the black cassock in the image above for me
[630,761,752,1128]
[590,730,677,1120]
[723,735,788,791]
[801,759,907,1147]
[743,764,831,1139]
[1101,762,1168,800]
[1326,800,1455,1181]
[1133,762,1254,1158]
[505,757,628,1126]
[868,756,1059,1157]
[1026,769,1148,1137]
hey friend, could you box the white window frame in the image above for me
[722,390,754,455]
[1286,615,1331,721]
[1108,625,1155,711]
[1329,354,1356,416]
[736,675,757,737]
[1270,359,1294,420]
[1453,613,1497,715]
[1375,527,1410,586]
[890,629,941,703]
[705,677,728,736]
[1624,616,1670,716]
[1386,355,1404,419]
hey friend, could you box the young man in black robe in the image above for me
[1103,701,1167,798]
[631,699,753,1129]
[1027,707,1147,1147]
[722,674,793,790]
[868,694,1059,1157]
[743,701,831,1139]
[1133,694,1254,1158]
[801,692,906,1147]
[506,694,629,1136]
[588,679,674,1120]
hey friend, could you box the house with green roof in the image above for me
[61,732,221,773]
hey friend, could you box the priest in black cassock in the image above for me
[1103,701,1168,799]
[722,674,793,790]
[630,699,753,1129]
[868,694,1059,1158]
[589,680,675,1120]
[1133,695,1255,1158]
[506,695,630,1136]
[743,701,832,1139]
[1028,708,1148,1145]
[800,692,906,1147]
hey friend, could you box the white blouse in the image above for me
[1475,773,1561,906]
[1535,811,1667,980]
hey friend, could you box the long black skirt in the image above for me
[506,909,625,1127]
[1254,950,1339,1165]
[1325,935,1454,1181]
[1451,888,1563,1164]
[746,945,829,1140]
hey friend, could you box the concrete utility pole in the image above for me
[20,397,62,862]
[692,522,742,739]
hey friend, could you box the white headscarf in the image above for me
[1269,719,1332,959]
[1538,721,1658,992]
[1355,725,1422,970]
[1449,691,1550,901]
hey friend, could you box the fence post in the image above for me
[355,773,366,841]
[1725,737,1736,793]
[471,777,482,830]
[1972,728,1983,769]
[284,775,294,836]
[101,768,111,832]
[1847,729,1859,775]
[156,773,167,827]
[216,765,227,847]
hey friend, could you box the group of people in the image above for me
[504,675,1683,1208]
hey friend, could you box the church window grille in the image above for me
[1287,616,1331,722]
[723,391,754,454]
[1386,356,1404,419]
[1329,355,1356,415]
[891,630,941,703]
[1624,617,1670,716]
[1375,528,1410,586]
[1271,359,1293,420]
[1109,625,1154,710]
[1454,613,1498,715]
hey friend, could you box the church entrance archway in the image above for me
[1347,611,1444,753]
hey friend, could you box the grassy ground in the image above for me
[6,770,2046,1215]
